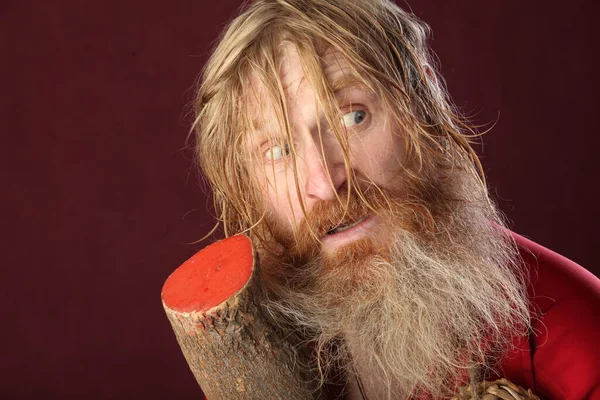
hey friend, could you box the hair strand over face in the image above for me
[192,0,488,244]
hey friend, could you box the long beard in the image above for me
[258,170,530,399]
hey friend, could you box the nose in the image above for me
[303,140,347,201]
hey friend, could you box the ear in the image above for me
[422,63,438,88]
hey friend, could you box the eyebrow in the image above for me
[329,74,371,95]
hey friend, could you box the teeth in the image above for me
[329,216,368,234]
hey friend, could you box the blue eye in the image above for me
[265,143,291,161]
[342,110,366,127]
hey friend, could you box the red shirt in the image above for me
[497,232,600,399]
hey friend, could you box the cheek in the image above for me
[260,169,304,228]
[351,130,405,184]
[381,134,405,177]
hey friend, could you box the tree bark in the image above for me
[161,234,320,399]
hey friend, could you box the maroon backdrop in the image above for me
[2,1,598,399]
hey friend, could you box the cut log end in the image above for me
[161,235,320,399]
[161,235,254,313]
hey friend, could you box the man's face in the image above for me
[249,44,405,255]
[242,45,528,400]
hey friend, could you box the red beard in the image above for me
[259,182,436,294]
[255,173,530,399]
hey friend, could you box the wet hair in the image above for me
[192,0,486,242]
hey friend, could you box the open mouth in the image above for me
[326,216,369,235]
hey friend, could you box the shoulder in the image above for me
[512,231,600,307]
[504,231,600,400]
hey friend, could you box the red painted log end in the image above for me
[162,235,254,313]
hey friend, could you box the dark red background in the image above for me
[2,1,598,399]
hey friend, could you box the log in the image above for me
[161,234,320,399]
[453,379,540,400]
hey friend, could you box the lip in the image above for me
[320,215,377,249]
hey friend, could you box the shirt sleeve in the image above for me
[511,232,600,400]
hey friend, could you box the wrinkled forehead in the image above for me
[277,44,360,96]
[241,43,371,135]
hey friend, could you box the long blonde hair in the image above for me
[192,0,485,241]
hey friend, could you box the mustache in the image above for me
[285,185,432,259]
[302,193,378,237]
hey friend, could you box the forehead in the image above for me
[279,44,358,93]
[244,44,368,131]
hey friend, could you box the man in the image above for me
[192,0,600,398]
